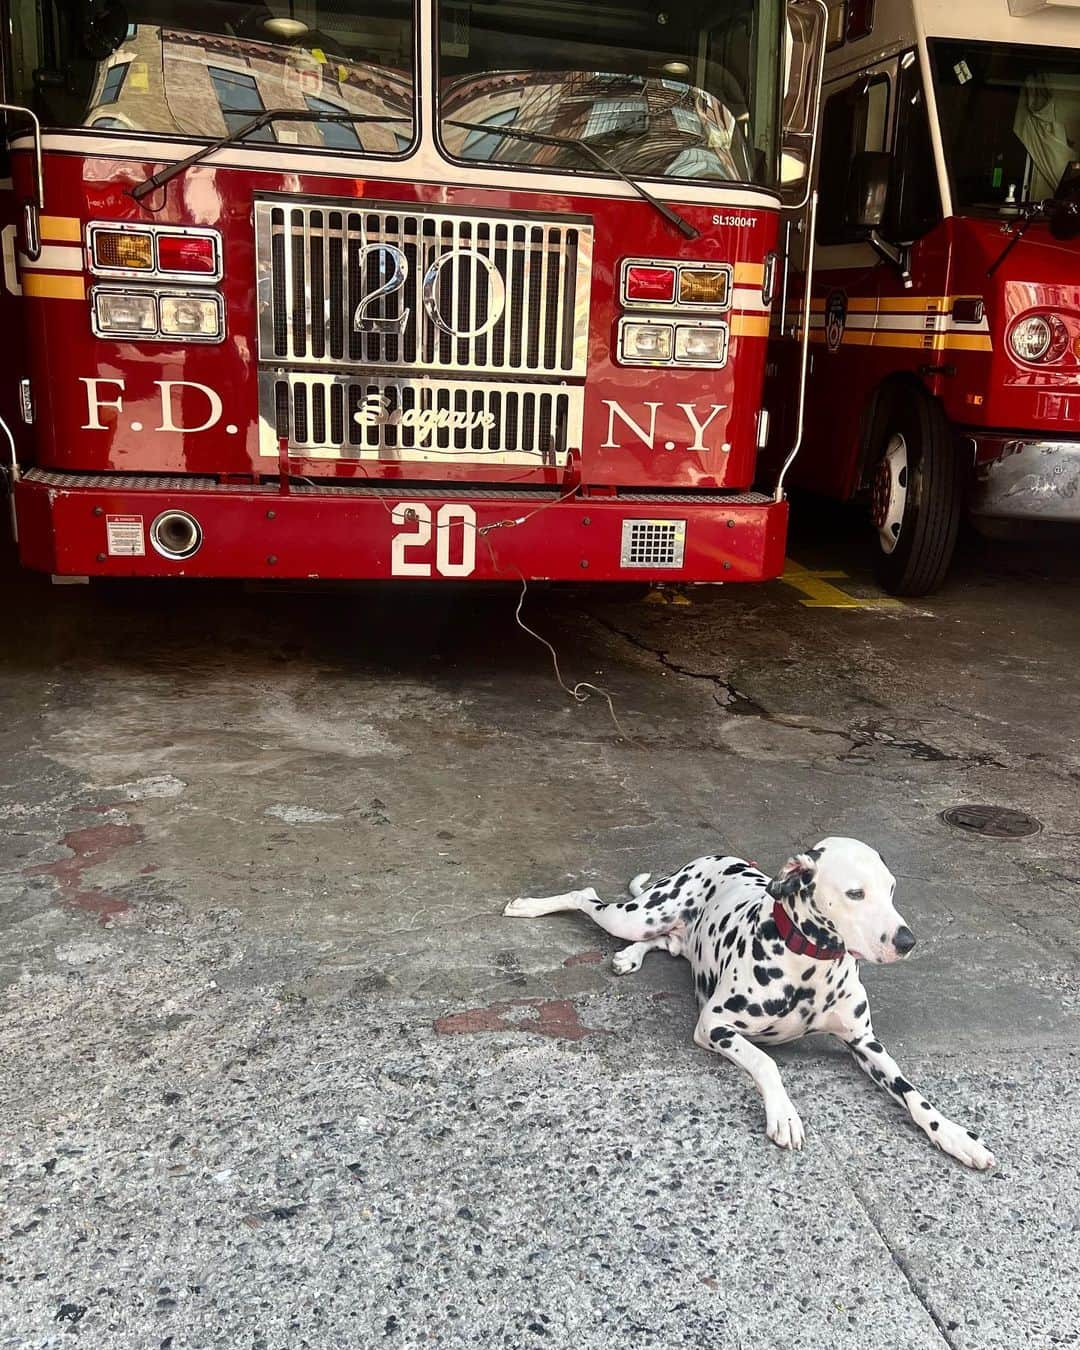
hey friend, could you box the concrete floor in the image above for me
[1,511,1078,1349]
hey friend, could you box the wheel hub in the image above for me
[873,434,908,554]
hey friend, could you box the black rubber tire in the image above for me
[871,390,964,597]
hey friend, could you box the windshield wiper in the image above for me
[987,199,1045,278]
[444,118,699,240]
[131,109,413,202]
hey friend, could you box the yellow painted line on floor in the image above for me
[781,559,903,609]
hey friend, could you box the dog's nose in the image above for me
[893,926,916,955]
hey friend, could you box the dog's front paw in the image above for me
[611,949,642,976]
[930,1118,996,1170]
[765,1100,805,1151]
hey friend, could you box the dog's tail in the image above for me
[628,872,652,897]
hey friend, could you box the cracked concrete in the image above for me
[1,520,1079,1349]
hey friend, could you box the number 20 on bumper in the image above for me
[391,503,477,577]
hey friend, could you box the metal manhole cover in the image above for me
[941,805,1042,839]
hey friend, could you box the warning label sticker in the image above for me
[106,514,145,557]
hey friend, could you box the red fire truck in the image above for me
[766,0,1080,595]
[0,0,826,585]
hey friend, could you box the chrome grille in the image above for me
[259,372,584,466]
[255,200,593,377]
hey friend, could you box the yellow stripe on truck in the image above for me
[810,329,992,352]
[729,315,770,338]
[39,215,82,243]
[22,273,86,300]
[733,262,765,286]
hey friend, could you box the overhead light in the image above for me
[662,61,690,77]
[263,15,309,38]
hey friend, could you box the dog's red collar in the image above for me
[772,900,846,961]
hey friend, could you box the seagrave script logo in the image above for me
[353,392,495,446]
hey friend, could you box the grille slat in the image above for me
[255,201,592,379]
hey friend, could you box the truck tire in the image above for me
[869,391,964,596]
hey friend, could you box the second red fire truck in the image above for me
[766,0,1080,595]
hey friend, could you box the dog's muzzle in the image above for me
[892,926,917,957]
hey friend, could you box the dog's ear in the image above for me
[767,852,818,900]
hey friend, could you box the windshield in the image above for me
[437,0,784,188]
[8,1,414,153]
[929,38,1080,212]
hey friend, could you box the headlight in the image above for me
[160,294,222,338]
[675,324,727,364]
[1009,313,1068,364]
[92,291,157,335]
[90,288,225,343]
[621,321,673,363]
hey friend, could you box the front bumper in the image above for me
[969,435,1080,522]
[13,470,788,583]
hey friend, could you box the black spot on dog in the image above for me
[920,1101,931,1110]
[930,1120,939,1132]
[723,863,747,876]
[724,995,748,1013]
[806,847,823,862]
[801,966,815,981]
[723,929,738,949]
[736,939,746,958]
[734,1019,747,1029]
[966,1130,979,1141]
[753,965,783,986]
[709,1027,733,1048]
[752,938,766,961]
[760,919,780,942]
[746,1003,763,1018]
[866,1040,883,1053]
[852,1000,867,1018]
[624,902,639,912]
[892,1076,914,1097]
[645,894,668,909]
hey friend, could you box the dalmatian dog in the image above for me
[504,837,995,1170]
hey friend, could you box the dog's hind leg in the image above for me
[611,933,683,975]
[504,888,601,919]
[505,887,667,943]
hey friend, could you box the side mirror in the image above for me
[779,0,827,208]
[848,150,890,232]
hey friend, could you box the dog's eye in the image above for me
[846,888,865,900]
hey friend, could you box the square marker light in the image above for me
[678,268,729,307]
[93,230,154,271]
[625,265,677,303]
[157,233,217,275]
